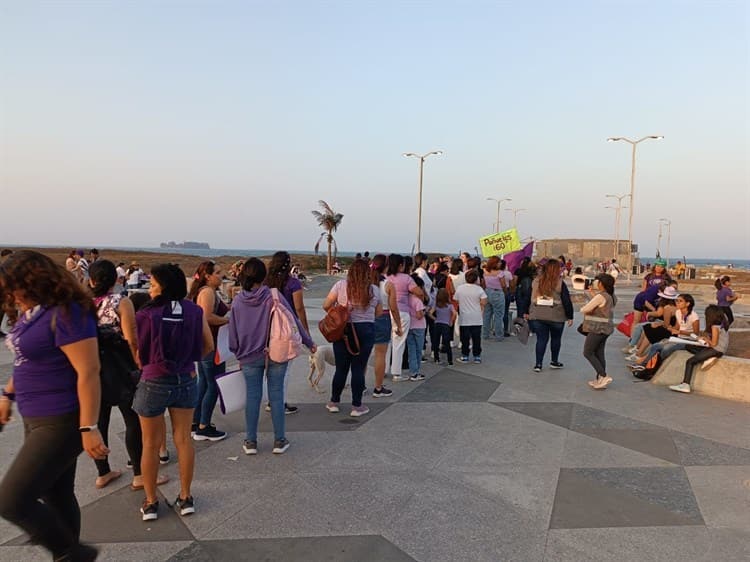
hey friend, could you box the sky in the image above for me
[1,0,748,259]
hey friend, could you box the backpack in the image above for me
[267,288,304,363]
[97,326,140,406]
[632,352,662,381]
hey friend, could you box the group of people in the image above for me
[0,247,741,561]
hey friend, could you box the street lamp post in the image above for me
[486,197,512,232]
[403,150,443,253]
[658,218,672,267]
[607,135,664,278]
[605,194,629,261]
[504,207,526,230]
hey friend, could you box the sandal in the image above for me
[130,473,170,491]
[95,470,122,489]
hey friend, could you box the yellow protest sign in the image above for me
[479,228,521,257]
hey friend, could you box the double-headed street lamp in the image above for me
[658,218,672,267]
[403,150,443,253]
[486,197,512,232]
[605,193,629,261]
[504,207,526,230]
[607,135,664,277]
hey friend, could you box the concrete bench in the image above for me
[651,350,750,403]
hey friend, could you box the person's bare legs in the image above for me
[373,343,388,389]
[138,415,166,505]
[168,408,195,500]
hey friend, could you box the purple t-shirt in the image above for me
[435,303,455,325]
[717,287,734,307]
[7,303,97,417]
[387,273,417,312]
[328,280,379,323]
[281,277,304,317]
[409,295,426,330]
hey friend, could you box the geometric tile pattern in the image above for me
[492,402,750,466]
[550,467,705,528]
[400,368,501,402]
[167,535,417,561]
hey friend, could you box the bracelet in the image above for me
[79,424,98,432]
[1,390,15,401]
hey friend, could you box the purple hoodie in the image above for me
[228,285,314,364]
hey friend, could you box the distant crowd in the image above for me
[0,247,740,561]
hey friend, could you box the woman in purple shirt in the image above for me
[133,264,212,522]
[0,251,107,561]
[323,259,382,417]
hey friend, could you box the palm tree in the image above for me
[312,200,344,274]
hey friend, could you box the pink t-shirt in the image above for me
[387,273,417,312]
[409,294,426,330]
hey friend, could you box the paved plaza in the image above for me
[1,280,749,561]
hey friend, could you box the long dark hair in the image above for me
[678,293,695,315]
[0,250,94,323]
[450,258,463,275]
[386,254,404,276]
[240,258,267,291]
[89,259,118,297]
[370,254,387,284]
[264,251,292,291]
[715,276,730,290]
[705,304,728,330]
[188,260,218,302]
[595,273,617,305]
[146,263,187,308]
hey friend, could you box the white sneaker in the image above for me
[625,353,640,362]
[325,402,340,413]
[391,375,406,382]
[622,345,636,354]
[701,357,718,371]
[669,383,691,394]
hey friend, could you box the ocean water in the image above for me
[639,258,749,270]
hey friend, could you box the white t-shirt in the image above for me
[501,270,513,288]
[116,266,127,280]
[454,283,488,326]
[414,267,433,297]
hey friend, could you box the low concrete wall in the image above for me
[651,351,750,403]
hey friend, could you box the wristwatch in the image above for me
[79,424,98,432]
[1,389,14,401]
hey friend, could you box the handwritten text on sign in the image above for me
[478,228,521,257]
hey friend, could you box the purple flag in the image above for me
[504,241,535,274]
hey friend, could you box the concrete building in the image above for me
[536,238,637,270]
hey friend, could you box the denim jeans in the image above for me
[193,352,225,426]
[531,320,565,365]
[332,322,374,407]
[407,328,426,374]
[629,322,648,346]
[482,288,506,339]
[433,323,453,363]
[503,290,511,335]
[583,332,609,376]
[132,373,198,417]
[242,356,288,442]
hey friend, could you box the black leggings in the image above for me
[583,332,610,377]
[0,411,83,558]
[720,306,734,327]
[683,346,723,385]
[96,396,143,477]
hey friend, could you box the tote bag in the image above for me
[216,369,246,414]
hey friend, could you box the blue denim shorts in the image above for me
[132,374,198,417]
[374,313,392,344]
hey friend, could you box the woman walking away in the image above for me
[88,260,168,492]
[670,305,730,394]
[0,250,106,561]
[386,254,422,381]
[482,256,507,341]
[514,256,535,319]
[323,259,380,416]
[715,276,739,327]
[134,264,212,521]
[265,251,312,414]
[431,288,457,365]
[188,261,230,441]
[527,259,574,372]
[370,254,401,397]
[229,259,315,456]
[580,274,617,390]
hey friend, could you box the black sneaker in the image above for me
[372,386,393,397]
[126,459,133,469]
[192,425,227,442]
[284,403,298,415]
[159,452,170,465]
[190,423,198,436]
[242,440,258,455]
[174,495,195,516]
[533,365,542,373]
[53,543,99,562]
[550,361,564,369]
[272,438,290,454]
[141,499,159,521]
